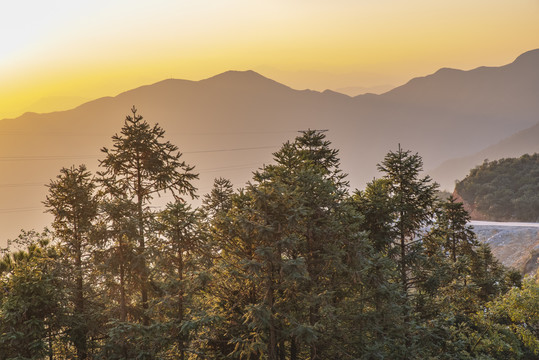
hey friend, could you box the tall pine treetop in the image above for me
[99,106,198,201]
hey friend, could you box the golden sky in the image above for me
[1,0,538,119]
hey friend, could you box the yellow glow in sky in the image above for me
[1,0,538,119]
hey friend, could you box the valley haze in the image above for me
[1,48,539,246]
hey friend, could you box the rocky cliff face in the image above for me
[471,222,539,277]
[453,190,489,220]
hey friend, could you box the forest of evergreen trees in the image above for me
[455,154,539,222]
[1,107,538,359]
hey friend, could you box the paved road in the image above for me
[470,221,539,228]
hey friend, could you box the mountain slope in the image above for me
[384,49,539,111]
[472,222,539,277]
[1,49,538,243]
[432,121,539,190]
[365,48,539,168]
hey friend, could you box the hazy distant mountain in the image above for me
[335,84,394,96]
[1,49,538,244]
[432,121,539,190]
[20,96,89,115]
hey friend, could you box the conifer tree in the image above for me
[425,196,480,316]
[3,121,535,359]
[262,131,359,360]
[207,130,365,360]
[376,145,439,358]
[44,164,98,359]
[155,201,202,359]
[352,179,404,358]
[377,145,438,299]
[201,177,234,220]
[98,106,198,326]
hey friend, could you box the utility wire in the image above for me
[0,207,43,214]
[0,162,264,190]
[185,146,276,154]
[0,130,297,136]
[0,182,43,188]
[0,145,279,162]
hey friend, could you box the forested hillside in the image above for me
[1,108,537,359]
[455,154,539,222]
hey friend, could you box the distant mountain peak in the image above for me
[512,48,539,65]
[205,70,276,83]
[200,70,292,92]
[432,67,462,75]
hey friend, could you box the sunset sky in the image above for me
[1,0,538,119]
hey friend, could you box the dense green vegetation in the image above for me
[455,154,539,222]
[0,108,536,359]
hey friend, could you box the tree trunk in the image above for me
[309,305,318,360]
[178,246,185,360]
[278,340,286,360]
[291,337,298,360]
[137,180,149,326]
[267,264,278,360]
[48,324,54,360]
[119,234,127,322]
[74,238,88,359]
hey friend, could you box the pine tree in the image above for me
[425,196,479,315]
[98,106,198,326]
[376,145,439,358]
[155,201,202,359]
[201,177,234,220]
[206,130,365,359]
[44,164,98,359]
[352,179,405,358]
[377,145,438,298]
[95,194,139,324]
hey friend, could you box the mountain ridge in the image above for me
[1,48,538,243]
[4,48,538,123]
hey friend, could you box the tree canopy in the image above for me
[455,153,539,222]
[0,111,535,359]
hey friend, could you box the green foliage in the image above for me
[202,130,365,359]
[455,153,539,221]
[44,164,100,359]
[486,277,539,356]
[0,114,535,359]
[377,145,439,296]
[98,106,198,331]
[0,231,62,360]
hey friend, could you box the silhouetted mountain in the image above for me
[335,84,393,96]
[362,48,539,170]
[1,49,538,243]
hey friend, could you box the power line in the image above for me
[0,155,98,162]
[0,207,43,214]
[0,182,43,188]
[297,129,329,133]
[0,145,279,162]
[0,162,264,190]
[0,130,297,136]
[185,146,276,154]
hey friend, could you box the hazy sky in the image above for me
[1,0,538,119]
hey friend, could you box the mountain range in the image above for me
[1,49,538,245]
